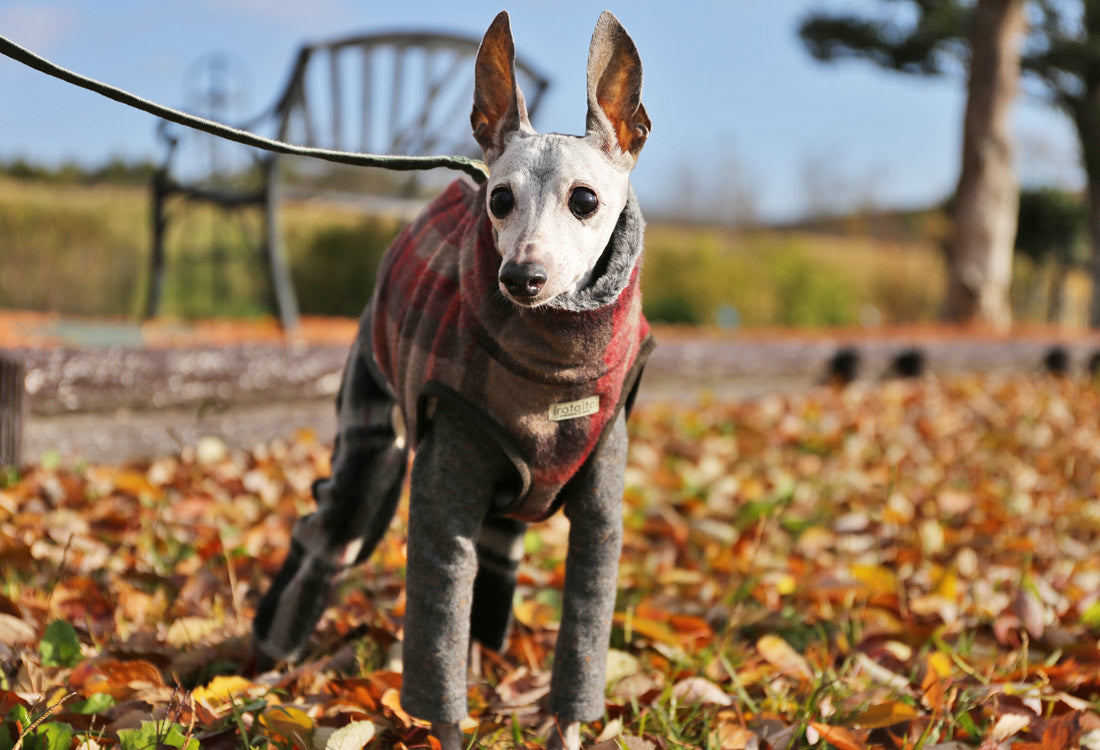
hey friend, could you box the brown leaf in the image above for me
[671,676,733,707]
[1013,588,1047,640]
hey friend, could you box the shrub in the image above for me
[642,232,861,328]
[289,217,398,316]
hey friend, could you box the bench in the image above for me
[148,29,550,329]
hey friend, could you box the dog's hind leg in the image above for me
[469,515,526,652]
[253,326,408,665]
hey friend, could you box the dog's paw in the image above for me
[431,722,464,750]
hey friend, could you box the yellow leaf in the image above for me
[927,650,952,679]
[192,675,258,710]
[166,616,221,648]
[259,705,314,745]
[933,570,958,600]
[514,599,559,629]
[850,701,920,729]
[850,564,897,594]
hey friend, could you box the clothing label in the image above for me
[548,396,600,421]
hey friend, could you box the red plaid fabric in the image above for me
[370,179,653,521]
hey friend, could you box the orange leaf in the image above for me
[381,687,413,728]
[69,658,164,700]
[808,722,867,750]
[850,701,920,729]
[326,677,379,710]
[921,652,951,711]
[614,611,682,648]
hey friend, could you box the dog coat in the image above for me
[370,178,653,522]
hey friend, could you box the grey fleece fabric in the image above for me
[401,403,627,724]
[254,337,627,722]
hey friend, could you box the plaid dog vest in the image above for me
[370,179,653,521]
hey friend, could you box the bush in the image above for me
[289,218,398,316]
[0,184,144,316]
[642,233,860,328]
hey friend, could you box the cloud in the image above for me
[0,4,80,53]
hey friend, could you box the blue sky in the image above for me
[0,0,1085,221]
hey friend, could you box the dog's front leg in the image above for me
[399,403,507,749]
[548,412,629,750]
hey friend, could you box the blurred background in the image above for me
[0,0,1092,331]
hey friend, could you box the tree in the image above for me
[804,0,1100,328]
[801,0,1027,328]
[1026,1,1100,325]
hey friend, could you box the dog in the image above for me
[253,11,652,749]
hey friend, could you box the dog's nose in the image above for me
[499,261,548,299]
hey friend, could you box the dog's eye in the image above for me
[489,187,514,218]
[569,187,598,218]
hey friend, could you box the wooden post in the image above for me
[0,352,25,469]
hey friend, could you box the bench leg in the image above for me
[0,354,25,470]
[263,158,301,331]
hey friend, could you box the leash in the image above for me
[0,33,489,183]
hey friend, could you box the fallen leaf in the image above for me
[757,634,813,682]
[672,676,733,707]
[259,705,315,746]
[319,719,375,750]
[850,700,919,729]
[807,722,867,750]
[0,613,36,645]
[192,675,260,711]
[712,722,759,750]
[165,616,221,648]
[988,713,1030,744]
[381,688,413,728]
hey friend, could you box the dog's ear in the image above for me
[586,10,650,161]
[471,11,532,160]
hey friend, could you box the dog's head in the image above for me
[471,10,650,308]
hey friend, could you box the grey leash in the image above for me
[0,33,489,184]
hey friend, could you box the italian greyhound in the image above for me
[253,11,652,749]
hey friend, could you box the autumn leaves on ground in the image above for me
[4,373,1100,748]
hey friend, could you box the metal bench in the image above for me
[148,29,550,329]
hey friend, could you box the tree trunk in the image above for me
[943,0,1026,328]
